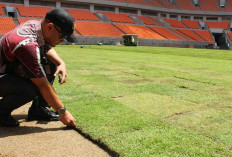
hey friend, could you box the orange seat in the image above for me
[99,12,135,24]
[0,17,16,35]
[205,21,230,30]
[177,29,204,41]
[0,3,6,16]
[66,9,99,21]
[12,4,52,18]
[115,24,166,39]
[127,0,151,6]
[164,19,185,28]
[193,30,214,42]
[151,0,165,8]
[75,21,123,37]
[227,32,232,41]
[182,20,199,29]
[150,27,182,40]
[175,0,199,11]
[200,0,224,12]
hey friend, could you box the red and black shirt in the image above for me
[0,20,52,78]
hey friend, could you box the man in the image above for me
[0,8,76,127]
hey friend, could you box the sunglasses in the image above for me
[54,25,64,41]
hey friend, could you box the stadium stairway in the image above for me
[130,16,144,25]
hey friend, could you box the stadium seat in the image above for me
[147,17,164,26]
[0,17,16,35]
[151,0,165,8]
[168,28,194,41]
[114,24,166,39]
[164,19,186,28]
[99,12,135,24]
[182,20,199,29]
[227,32,232,41]
[149,27,182,40]
[205,21,230,30]
[224,0,232,12]
[12,4,52,18]
[175,0,199,11]
[66,9,99,21]
[177,29,204,41]
[0,3,5,16]
[131,15,155,25]
[199,0,224,12]
[106,0,125,3]
[160,0,177,9]
[75,21,123,37]
[126,0,152,6]
[193,30,214,42]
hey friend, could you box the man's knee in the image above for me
[23,83,39,99]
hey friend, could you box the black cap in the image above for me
[46,8,76,42]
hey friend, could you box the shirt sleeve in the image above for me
[13,42,46,78]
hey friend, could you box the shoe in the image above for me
[27,106,60,121]
[0,114,20,127]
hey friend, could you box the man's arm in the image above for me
[30,77,75,126]
[46,48,67,84]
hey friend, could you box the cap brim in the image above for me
[65,34,76,43]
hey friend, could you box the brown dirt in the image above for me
[0,103,110,157]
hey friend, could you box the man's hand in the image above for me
[54,63,67,85]
[60,110,76,127]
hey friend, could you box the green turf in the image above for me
[54,45,232,156]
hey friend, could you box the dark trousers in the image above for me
[0,62,56,115]
[28,62,56,109]
[0,74,39,115]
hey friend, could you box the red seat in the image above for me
[0,17,16,35]
[115,24,166,39]
[66,9,99,21]
[75,21,123,37]
[99,12,135,24]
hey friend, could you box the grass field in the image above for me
[54,45,232,156]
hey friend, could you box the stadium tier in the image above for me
[168,28,194,41]
[151,0,165,8]
[200,0,224,12]
[181,20,199,29]
[147,17,164,26]
[227,32,232,41]
[126,0,151,6]
[161,0,177,9]
[193,30,214,42]
[164,19,186,28]
[205,21,230,30]
[99,12,135,23]
[0,3,5,16]
[149,27,182,40]
[177,29,204,42]
[175,0,199,11]
[11,4,52,18]
[114,24,165,39]
[2,0,232,48]
[75,21,123,37]
[106,0,126,3]
[131,15,155,25]
[0,17,15,35]
[66,9,99,21]
[224,0,232,12]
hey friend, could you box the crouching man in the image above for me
[0,9,76,127]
